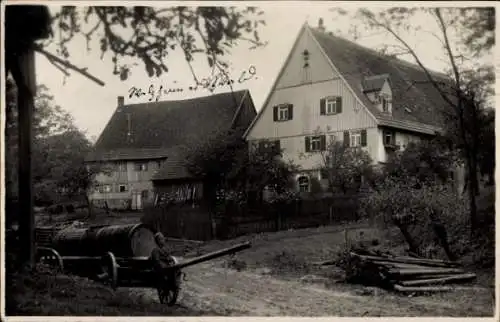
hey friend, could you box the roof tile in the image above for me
[87,90,255,180]
[311,28,452,130]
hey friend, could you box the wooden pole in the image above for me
[400,273,476,286]
[17,48,37,270]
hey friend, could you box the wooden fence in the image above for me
[221,194,362,239]
[142,204,213,241]
[142,194,364,241]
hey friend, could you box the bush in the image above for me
[360,177,471,261]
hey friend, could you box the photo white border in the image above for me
[0,1,498,321]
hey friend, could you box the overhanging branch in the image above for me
[34,45,106,86]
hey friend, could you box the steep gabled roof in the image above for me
[244,23,451,138]
[87,89,254,180]
[310,28,449,133]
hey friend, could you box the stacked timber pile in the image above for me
[343,251,476,293]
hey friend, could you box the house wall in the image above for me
[375,129,423,163]
[153,180,205,204]
[89,159,165,209]
[246,26,378,171]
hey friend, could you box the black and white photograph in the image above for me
[2,1,497,318]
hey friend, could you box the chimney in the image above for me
[318,18,325,32]
[117,96,124,107]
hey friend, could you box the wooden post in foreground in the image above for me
[17,48,37,270]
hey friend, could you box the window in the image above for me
[119,184,128,192]
[278,105,289,121]
[310,136,321,151]
[382,97,390,112]
[297,176,310,192]
[320,96,342,115]
[134,162,148,171]
[326,97,339,114]
[273,104,293,122]
[102,184,112,193]
[305,135,325,152]
[344,130,367,147]
[156,160,163,169]
[258,140,281,155]
[384,131,395,146]
[117,161,127,172]
[350,132,362,147]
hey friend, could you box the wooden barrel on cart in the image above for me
[52,223,156,257]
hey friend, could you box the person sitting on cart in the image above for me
[150,232,175,274]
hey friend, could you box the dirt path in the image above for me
[139,259,494,317]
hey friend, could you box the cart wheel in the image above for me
[158,286,180,306]
[158,256,181,306]
[36,247,64,272]
[100,252,118,289]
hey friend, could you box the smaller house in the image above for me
[85,90,257,210]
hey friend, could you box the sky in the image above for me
[31,2,496,141]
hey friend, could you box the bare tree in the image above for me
[330,7,495,235]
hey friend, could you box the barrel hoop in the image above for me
[127,223,148,240]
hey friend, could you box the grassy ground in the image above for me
[13,201,495,316]
[174,221,494,316]
[182,220,407,279]
[5,264,217,316]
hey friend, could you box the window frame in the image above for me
[297,176,310,193]
[382,97,390,112]
[309,136,322,152]
[350,132,362,147]
[134,161,148,172]
[325,97,339,115]
[383,130,395,146]
[277,105,290,121]
[117,161,127,172]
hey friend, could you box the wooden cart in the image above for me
[35,224,251,306]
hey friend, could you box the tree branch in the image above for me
[34,45,105,86]
[361,12,457,111]
[434,9,461,94]
[45,55,71,77]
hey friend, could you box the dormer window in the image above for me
[362,74,393,114]
[382,96,390,112]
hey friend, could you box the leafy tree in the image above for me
[319,140,375,194]
[329,7,495,234]
[383,139,454,186]
[38,6,267,82]
[185,131,298,206]
[5,80,99,215]
[361,177,469,261]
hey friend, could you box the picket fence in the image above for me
[142,194,363,241]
